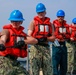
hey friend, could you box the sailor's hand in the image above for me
[37,37,47,44]
[17,41,25,47]
[14,40,25,48]
[70,38,74,41]
[0,44,6,51]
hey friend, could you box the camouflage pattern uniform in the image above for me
[66,41,76,75]
[66,42,73,74]
[0,56,30,75]
[71,42,76,74]
[29,44,52,75]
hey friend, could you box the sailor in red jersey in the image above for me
[0,10,37,75]
[69,18,76,75]
[28,3,55,75]
[52,10,70,75]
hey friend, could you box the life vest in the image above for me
[70,25,76,41]
[32,16,52,39]
[0,24,27,58]
[53,19,70,40]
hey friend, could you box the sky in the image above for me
[0,0,76,33]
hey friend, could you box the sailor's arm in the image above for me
[25,20,38,44]
[47,24,55,42]
[0,29,9,45]
[24,35,38,44]
[47,35,55,42]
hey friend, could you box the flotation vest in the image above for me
[0,24,27,58]
[53,19,70,40]
[32,16,52,38]
[70,25,76,41]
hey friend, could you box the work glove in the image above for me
[14,40,25,48]
[37,37,47,44]
[0,44,6,51]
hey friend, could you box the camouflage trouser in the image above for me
[0,56,30,75]
[66,42,76,74]
[66,42,73,73]
[29,44,52,75]
[72,42,76,73]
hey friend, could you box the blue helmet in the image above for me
[36,3,46,13]
[8,10,25,21]
[56,10,65,17]
[72,18,76,23]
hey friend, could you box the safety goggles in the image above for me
[11,21,23,23]
[57,16,64,18]
[11,21,22,22]
[37,11,45,14]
